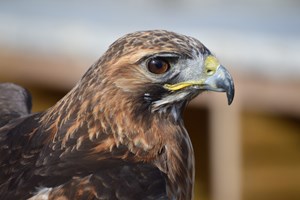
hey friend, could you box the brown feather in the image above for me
[0,30,217,199]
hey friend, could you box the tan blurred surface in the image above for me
[243,112,300,200]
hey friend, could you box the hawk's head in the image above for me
[82,30,234,122]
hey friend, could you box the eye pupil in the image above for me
[147,58,170,74]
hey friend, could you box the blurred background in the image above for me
[1,0,300,199]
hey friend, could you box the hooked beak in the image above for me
[164,56,235,105]
[201,65,235,105]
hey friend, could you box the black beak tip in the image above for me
[226,80,235,105]
[227,90,234,105]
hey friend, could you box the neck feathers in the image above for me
[39,72,195,199]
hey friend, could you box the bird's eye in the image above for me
[147,58,170,74]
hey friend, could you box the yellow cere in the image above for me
[204,55,220,73]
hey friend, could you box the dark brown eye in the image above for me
[147,58,170,74]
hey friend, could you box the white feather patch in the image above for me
[152,91,190,111]
[28,187,52,200]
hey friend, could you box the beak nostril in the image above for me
[206,69,215,76]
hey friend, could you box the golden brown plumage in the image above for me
[0,30,234,199]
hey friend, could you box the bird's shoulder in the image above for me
[29,162,167,200]
[0,113,168,199]
[0,83,32,127]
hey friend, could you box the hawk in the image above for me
[0,30,234,200]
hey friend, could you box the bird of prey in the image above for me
[0,30,234,200]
